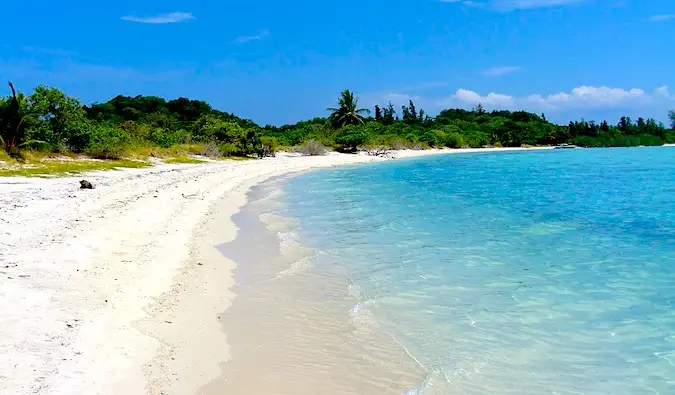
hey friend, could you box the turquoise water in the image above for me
[281,147,675,394]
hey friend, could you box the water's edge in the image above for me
[201,173,427,394]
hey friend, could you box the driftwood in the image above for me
[364,147,394,158]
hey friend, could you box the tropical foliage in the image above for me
[327,90,370,127]
[0,82,32,153]
[1,83,673,160]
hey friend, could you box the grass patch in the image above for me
[0,150,12,162]
[0,144,249,177]
[127,144,205,159]
[217,156,253,161]
[0,159,149,177]
[163,156,205,164]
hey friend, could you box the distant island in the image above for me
[2,84,674,160]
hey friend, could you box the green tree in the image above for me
[0,82,35,153]
[382,102,397,125]
[327,90,370,127]
[404,100,418,123]
[374,105,383,122]
[669,110,675,129]
[29,86,87,148]
[334,126,369,152]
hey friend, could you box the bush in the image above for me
[421,129,446,147]
[148,128,189,148]
[444,132,466,148]
[298,139,328,156]
[61,122,92,152]
[665,131,675,144]
[218,142,239,157]
[201,140,221,158]
[334,127,369,153]
[85,125,131,159]
[259,136,279,158]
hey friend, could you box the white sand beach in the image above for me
[0,147,549,395]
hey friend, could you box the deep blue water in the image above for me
[282,147,675,394]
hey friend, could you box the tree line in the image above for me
[1,84,674,159]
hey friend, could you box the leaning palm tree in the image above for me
[0,82,26,153]
[0,82,40,154]
[327,90,370,127]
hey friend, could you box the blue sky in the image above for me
[1,0,673,125]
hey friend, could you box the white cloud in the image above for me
[648,14,675,22]
[654,86,671,98]
[495,0,585,9]
[462,1,486,8]
[454,89,482,103]
[482,66,522,76]
[121,12,195,24]
[441,0,587,10]
[441,85,671,111]
[235,30,270,43]
[454,89,515,106]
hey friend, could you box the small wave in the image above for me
[274,255,315,279]
[277,230,300,249]
[349,300,380,333]
[403,371,432,395]
[258,213,299,233]
[251,186,283,202]
[347,280,362,299]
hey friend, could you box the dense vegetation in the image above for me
[1,83,674,161]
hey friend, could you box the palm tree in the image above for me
[0,82,40,154]
[0,82,26,153]
[327,90,370,127]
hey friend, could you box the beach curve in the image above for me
[0,147,548,395]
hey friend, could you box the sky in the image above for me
[1,0,673,126]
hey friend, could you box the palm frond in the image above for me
[17,139,48,148]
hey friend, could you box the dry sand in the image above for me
[0,147,549,395]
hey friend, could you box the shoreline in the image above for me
[0,147,550,395]
[199,175,429,394]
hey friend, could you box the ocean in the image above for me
[220,147,675,394]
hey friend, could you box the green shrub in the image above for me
[334,127,369,152]
[61,121,92,152]
[444,132,466,148]
[665,131,675,144]
[217,142,239,157]
[259,136,279,158]
[421,129,446,147]
[201,140,221,157]
[297,139,327,156]
[148,128,189,148]
[85,125,131,159]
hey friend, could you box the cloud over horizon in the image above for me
[648,14,675,22]
[444,86,672,113]
[234,30,270,43]
[364,85,672,115]
[121,12,195,24]
[483,66,523,76]
[441,0,587,11]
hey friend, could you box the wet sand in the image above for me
[200,177,425,395]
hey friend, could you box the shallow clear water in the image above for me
[282,147,675,394]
